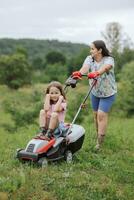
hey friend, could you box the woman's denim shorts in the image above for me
[90,93,116,113]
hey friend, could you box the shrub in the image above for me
[115,61,134,117]
[0,53,32,89]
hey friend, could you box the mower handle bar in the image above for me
[81,74,87,77]
[66,78,97,135]
[64,74,97,91]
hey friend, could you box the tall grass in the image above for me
[0,85,134,200]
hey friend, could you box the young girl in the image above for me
[38,81,67,139]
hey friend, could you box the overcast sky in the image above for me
[0,0,134,45]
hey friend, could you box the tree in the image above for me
[101,22,133,52]
[32,56,44,69]
[44,63,67,83]
[101,22,122,52]
[67,48,89,75]
[116,61,134,116]
[111,47,134,76]
[0,52,32,89]
[15,46,28,58]
[45,51,66,65]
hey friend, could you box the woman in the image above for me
[72,40,117,150]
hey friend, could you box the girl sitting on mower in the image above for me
[38,81,67,139]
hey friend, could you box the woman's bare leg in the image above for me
[93,111,98,138]
[95,110,108,149]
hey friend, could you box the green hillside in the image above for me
[0,38,88,61]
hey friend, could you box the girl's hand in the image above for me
[59,95,64,101]
[44,94,50,111]
[44,94,50,104]
[45,94,50,99]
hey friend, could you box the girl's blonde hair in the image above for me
[45,81,66,100]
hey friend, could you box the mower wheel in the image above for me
[38,157,48,167]
[65,150,73,164]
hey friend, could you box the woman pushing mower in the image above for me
[72,40,117,151]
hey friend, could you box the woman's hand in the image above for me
[87,71,100,79]
[71,71,82,79]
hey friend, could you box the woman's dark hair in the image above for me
[45,81,66,101]
[92,40,111,57]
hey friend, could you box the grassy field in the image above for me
[0,85,134,200]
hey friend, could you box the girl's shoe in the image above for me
[37,128,47,137]
[46,131,54,139]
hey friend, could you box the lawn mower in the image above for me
[16,76,97,167]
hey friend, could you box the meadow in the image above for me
[0,84,134,200]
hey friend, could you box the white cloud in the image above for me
[0,0,134,44]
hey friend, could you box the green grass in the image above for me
[0,85,134,200]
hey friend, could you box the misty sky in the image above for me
[0,0,134,44]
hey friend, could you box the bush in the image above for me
[45,51,66,65]
[3,89,43,130]
[44,63,68,83]
[115,61,134,116]
[0,52,32,89]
